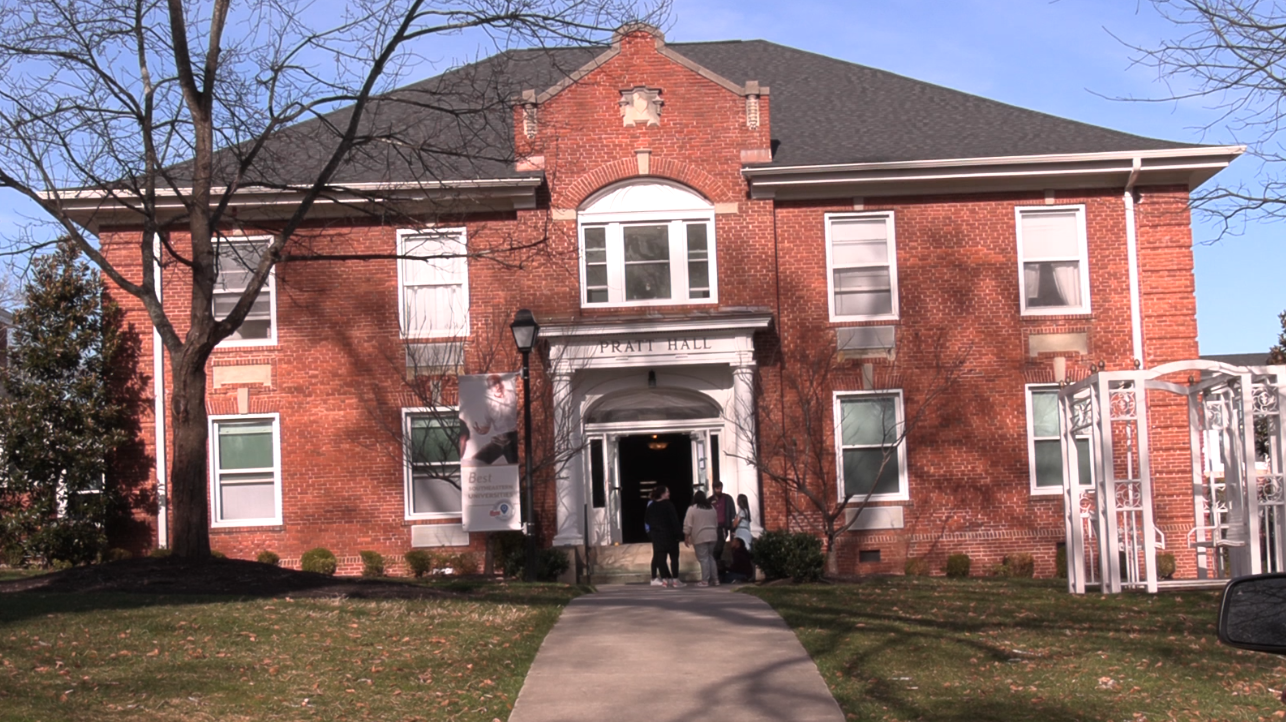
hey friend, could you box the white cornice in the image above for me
[541,312,774,339]
[46,178,544,231]
[742,146,1244,199]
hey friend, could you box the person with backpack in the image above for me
[645,485,683,588]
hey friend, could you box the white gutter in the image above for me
[151,236,167,548]
[46,177,544,202]
[1124,158,1144,366]
[740,146,1246,178]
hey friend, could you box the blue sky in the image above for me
[1,0,1279,353]
[659,0,1283,355]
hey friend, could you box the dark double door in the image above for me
[616,433,693,544]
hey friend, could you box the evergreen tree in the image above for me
[0,245,138,565]
[1269,311,1286,365]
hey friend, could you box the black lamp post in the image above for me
[510,309,540,582]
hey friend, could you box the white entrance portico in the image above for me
[543,313,772,547]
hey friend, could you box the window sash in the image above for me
[1027,388,1093,491]
[214,239,275,343]
[404,410,464,519]
[211,416,279,525]
[827,213,897,321]
[1016,207,1089,314]
[399,229,468,337]
[579,218,716,306]
[836,393,907,501]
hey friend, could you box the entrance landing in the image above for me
[509,585,844,722]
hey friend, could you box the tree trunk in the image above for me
[824,535,839,578]
[168,350,212,558]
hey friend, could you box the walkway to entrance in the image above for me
[509,585,845,722]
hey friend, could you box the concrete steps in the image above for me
[580,543,705,585]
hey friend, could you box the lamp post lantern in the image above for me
[510,309,539,582]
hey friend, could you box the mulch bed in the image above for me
[0,557,467,599]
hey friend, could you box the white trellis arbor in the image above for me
[1058,360,1286,594]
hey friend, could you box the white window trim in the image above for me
[403,406,463,521]
[1015,205,1091,316]
[833,389,910,503]
[1025,384,1093,496]
[825,211,899,323]
[396,227,470,340]
[577,191,718,308]
[208,413,282,528]
[215,235,278,348]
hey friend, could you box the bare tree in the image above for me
[733,330,967,571]
[1129,1,1286,234]
[0,0,666,557]
[361,309,593,573]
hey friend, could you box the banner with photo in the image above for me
[457,373,522,532]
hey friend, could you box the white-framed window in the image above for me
[398,228,469,338]
[826,212,898,322]
[214,236,276,346]
[209,414,281,527]
[577,181,717,307]
[403,408,463,519]
[1016,206,1090,315]
[834,390,909,502]
[1026,385,1093,495]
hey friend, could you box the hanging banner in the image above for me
[457,373,522,532]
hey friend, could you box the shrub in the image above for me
[503,547,571,582]
[105,548,132,562]
[1157,552,1177,580]
[491,531,526,571]
[404,550,433,579]
[1001,553,1035,578]
[2,545,24,568]
[149,547,172,558]
[210,550,227,559]
[300,547,337,576]
[1055,545,1068,579]
[944,553,971,578]
[257,550,280,566]
[359,550,385,578]
[752,530,825,582]
[903,557,931,577]
[50,559,73,571]
[440,551,478,575]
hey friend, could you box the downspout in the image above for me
[1124,157,1144,367]
[151,237,168,548]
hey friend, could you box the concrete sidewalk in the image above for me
[509,584,845,722]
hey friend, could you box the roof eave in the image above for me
[47,178,544,232]
[742,146,1245,200]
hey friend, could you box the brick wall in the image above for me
[99,27,1204,579]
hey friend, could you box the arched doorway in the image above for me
[584,387,723,545]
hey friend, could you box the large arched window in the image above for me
[578,181,717,307]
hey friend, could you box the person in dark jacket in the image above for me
[644,485,683,588]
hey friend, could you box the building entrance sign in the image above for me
[457,373,522,532]
[543,314,771,547]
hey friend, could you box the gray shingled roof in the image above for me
[223,39,1200,187]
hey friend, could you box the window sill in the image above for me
[211,522,284,532]
[1019,310,1092,320]
[215,339,278,351]
[403,513,464,523]
[581,298,719,310]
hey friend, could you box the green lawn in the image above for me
[747,577,1284,721]
[0,583,581,721]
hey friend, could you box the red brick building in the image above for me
[85,25,1240,577]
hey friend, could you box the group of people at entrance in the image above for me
[644,480,754,588]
